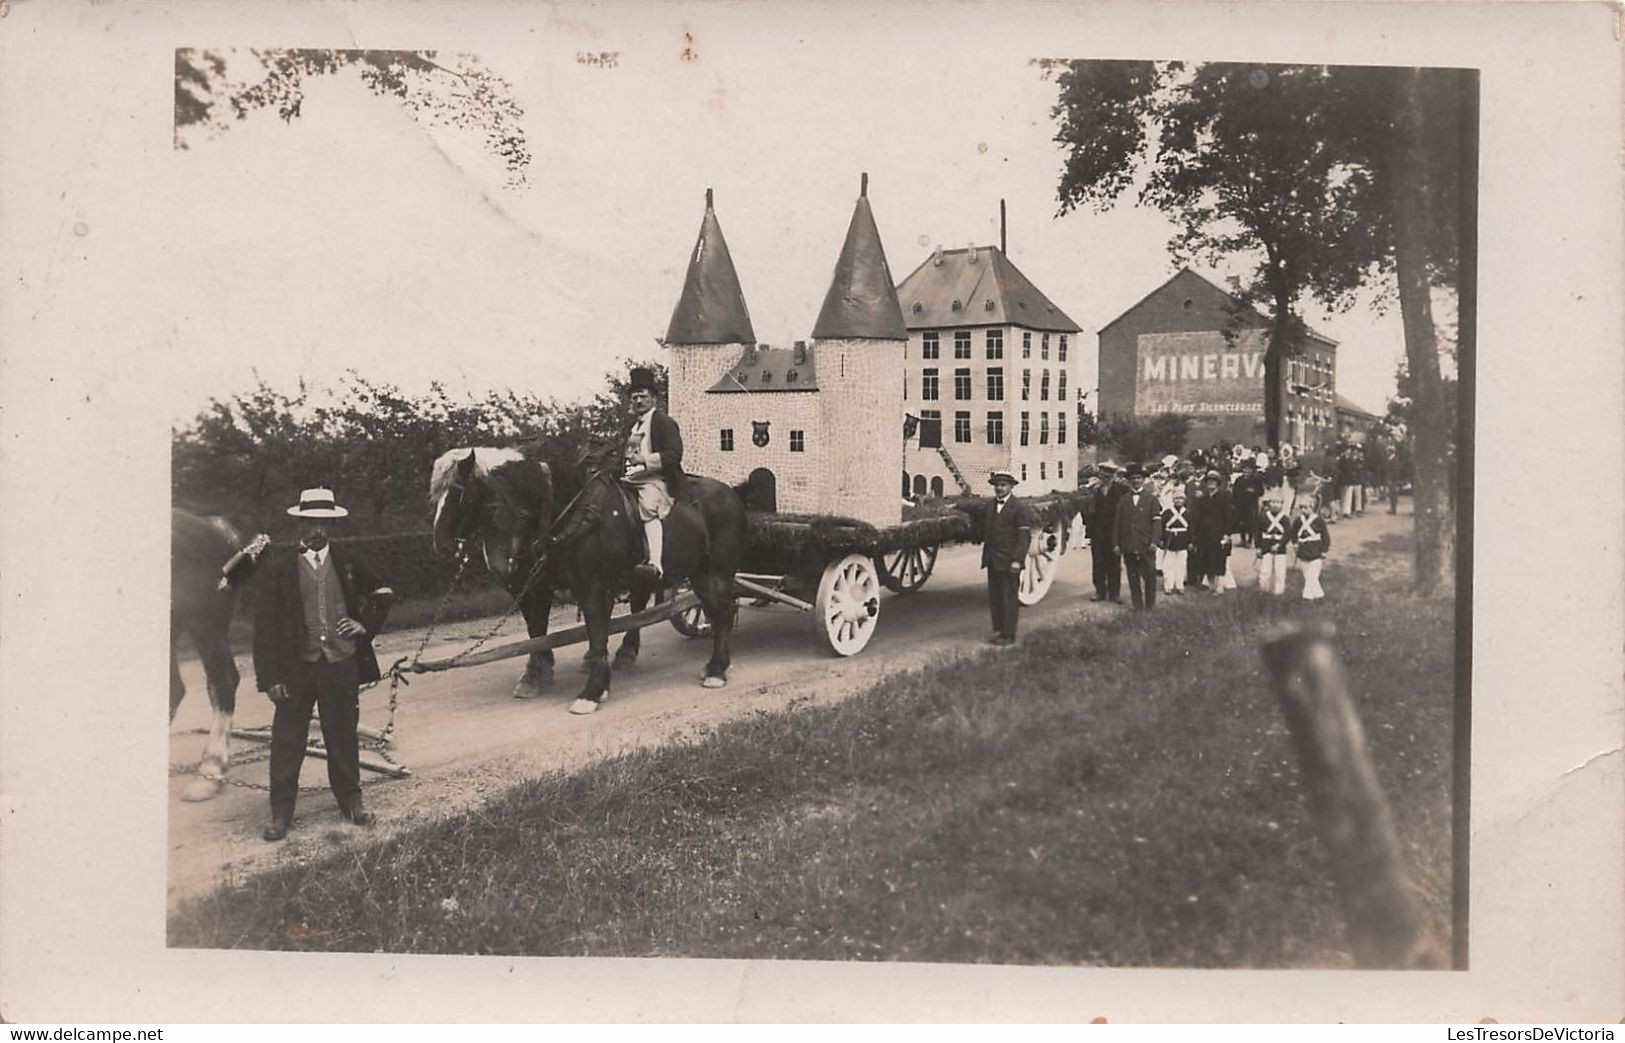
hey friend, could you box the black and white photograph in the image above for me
[1,0,1620,1025]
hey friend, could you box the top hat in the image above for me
[988,470,1017,486]
[287,487,349,519]
[628,367,658,393]
[1123,462,1146,479]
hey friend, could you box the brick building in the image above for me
[664,182,906,527]
[895,244,1082,497]
[1097,268,1339,452]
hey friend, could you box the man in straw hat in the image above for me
[981,470,1035,646]
[621,365,685,582]
[252,487,393,842]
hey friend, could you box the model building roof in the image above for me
[706,343,819,393]
[810,175,909,341]
[895,245,1082,334]
[665,189,758,346]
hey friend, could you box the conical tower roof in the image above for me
[665,189,757,345]
[811,174,908,341]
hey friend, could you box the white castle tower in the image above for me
[807,174,908,527]
[664,188,758,483]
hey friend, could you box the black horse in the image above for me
[171,509,261,800]
[429,447,562,698]
[430,445,747,713]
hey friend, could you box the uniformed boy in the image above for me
[1253,488,1292,596]
[1292,496,1332,601]
[1158,489,1191,595]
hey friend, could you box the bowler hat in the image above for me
[1124,462,1146,478]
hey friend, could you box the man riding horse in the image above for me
[622,366,682,583]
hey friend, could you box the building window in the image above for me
[902,372,907,401]
[954,411,971,443]
[1057,371,1067,401]
[1020,411,1030,446]
[1040,370,1051,401]
[922,331,939,359]
[1040,412,1050,444]
[1058,412,1068,445]
[987,367,1004,401]
[790,430,805,452]
[954,330,972,359]
[1021,369,1031,400]
[922,367,939,400]
[918,409,941,448]
[986,328,1003,359]
[913,474,927,497]
[1022,331,1032,358]
[1041,333,1050,360]
[1058,461,1065,480]
[1021,463,1028,481]
[1058,335,1068,362]
[1040,461,1047,480]
[954,368,972,400]
[986,410,1004,445]
[720,428,734,451]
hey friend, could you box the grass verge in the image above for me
[170,533,1454,967]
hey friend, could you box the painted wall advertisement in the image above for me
[1134,329,1267,416]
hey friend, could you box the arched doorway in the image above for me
[912,474,928,498]
[929,476,944,498]
[743,467,777,513]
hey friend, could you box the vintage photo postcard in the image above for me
[1,0,1619,1024]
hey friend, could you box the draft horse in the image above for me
[430,445,747,713]
[170,509,260,800]
[429,447,561,697]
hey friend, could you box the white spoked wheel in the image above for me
[1018,524,1063,605]
[814,553,882,656]
[876,543,939,594]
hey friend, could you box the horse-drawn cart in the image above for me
[665,490,1090,656]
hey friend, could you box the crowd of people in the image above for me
[1070,436,1402,613]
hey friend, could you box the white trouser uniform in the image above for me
[1257,552,1289,595]
[1341,483,1358,518]
[626,411,673,572]
[1299,557,1325,600]
[1161,549,1186,593]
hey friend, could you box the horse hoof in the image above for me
[612,653,638,670]
[700,675,726,689]
[180,775,223,802]
[568,698,601,716]
[513,682,545,700]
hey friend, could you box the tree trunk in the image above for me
[1391,68,1455,596]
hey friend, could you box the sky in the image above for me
[164,35,1417,428]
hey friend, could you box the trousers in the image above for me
[1123,550,1157,609]
[1256,552,1289,595]
[1161,549,1187,593]
[1090,540,1121,598]
[268,654,362,821]
[986,568,1021,638]
[1299,557,1326,600]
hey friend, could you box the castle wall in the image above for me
[670,385,822,512]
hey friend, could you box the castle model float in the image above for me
[662,177,1083,526]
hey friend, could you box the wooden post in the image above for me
[1260,621,1442,969]
[410,591,700,673]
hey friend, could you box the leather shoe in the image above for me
[341,802,375,827]
[262,818,291,842]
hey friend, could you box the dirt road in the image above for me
[168,505,1408,910]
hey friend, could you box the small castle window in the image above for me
[786,368,798,383]
[986,329,1003,359]
[954,331,972,358]
[986,411,1004,445]
[1182,298,1194,310]
[1020,463,1028,481]
[1059,335,1069,362]
[983,299,995,312]
[1058,413,1068,445]
[951,299,963,312]
[1022,331,1032,358]
[720,429,734,451]
[1020,412,1030,447]
[912,302,923,314]
[954,411,971,444]
[790,430,805,452]
[761,369,772,384]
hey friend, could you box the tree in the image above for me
[174,48,532,188]
[1044,61,1469,594]
[1095,413,1195,463]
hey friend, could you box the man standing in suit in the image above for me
[253,487,394,842]
[1113,462,1163,610]
[981,470,1034,646]
[1085,461,1125,603]
[622,366,685,582]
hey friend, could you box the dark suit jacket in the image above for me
[1112,487,1162,555]
[639,409,686,498]
[1085,480,1125,541]
[253,546,393,691]
[981,496,1035,572]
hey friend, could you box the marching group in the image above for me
[980,437,1408,646]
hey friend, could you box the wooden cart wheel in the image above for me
[662,586,711,638]
[875,543,939,594]
[1018,523,1063,605]
[814,553,882,656]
